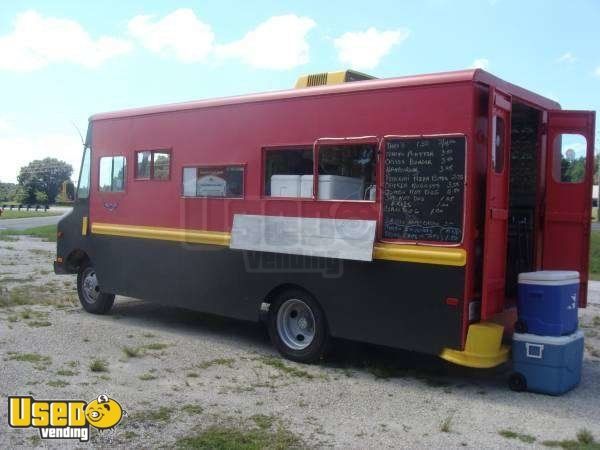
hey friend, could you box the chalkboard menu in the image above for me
[383,136,466,242]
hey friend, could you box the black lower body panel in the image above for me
[91,235,464,355]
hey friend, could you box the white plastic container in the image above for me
[300,175,364,200]
[270,175,301,197]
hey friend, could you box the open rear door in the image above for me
[543,110,596,307]
[481,89,512,320]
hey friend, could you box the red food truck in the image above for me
[54,69,595,368]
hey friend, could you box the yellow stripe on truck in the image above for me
[91,222,466,267]
[91,222,231,246]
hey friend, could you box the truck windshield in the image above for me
[77,147,91,199]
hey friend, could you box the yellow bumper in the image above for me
[440,322,509,369]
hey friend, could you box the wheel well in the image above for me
[65,249,89,273]
[263,283,312,306]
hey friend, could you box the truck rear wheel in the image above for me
[268,289,330,363]
[77,262,115,314]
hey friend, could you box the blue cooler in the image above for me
[517,271,579,336]
[509,330,584,395]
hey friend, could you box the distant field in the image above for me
[0,224,57,242]
[0,210,61,220]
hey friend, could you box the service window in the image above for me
[317,143,376,201]
[99,156,126,192]
[264,148,313,197]
[182,165,244,198]
[553,133,587,183]
[382,136,466,243]
[135,150,170,180]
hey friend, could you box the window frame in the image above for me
[492,115,506,174]
[551,132,588,185]
[98,155,127,193]
[261,144,315,200]
[314,136,379,203]
[379,133,468,247]
[180,163,246,199]
[134,148,172,181]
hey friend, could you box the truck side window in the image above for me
[182,166,244,198]
[554,133,587,183]
[77,147,91,199]
[99,156,126,192]
[135,150,171,180]
[317,143,376,201]
[264,148,313,197]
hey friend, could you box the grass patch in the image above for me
[27,320,52,327]
[56,369,78,376]
[258,356,316,379]
[89,359,109,372]
[197,358,235,369]
[181,404,204,415]
[47,379,70,388]
[143,342,169,351]
[543,429,600,449]
[440,416,452,433]
[0,283,75,308]
[122,346,141,358]
[7,352,51,365]
[250,414,276,430]
[0,224,57,242]
[499,429,536,444]
[186,372,199,378]
[590,231,600,280]
[139,372,158,381]
[0,210,61,220]
[175,424,302,450]
[136,406,174,422]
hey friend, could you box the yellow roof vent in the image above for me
[295,70,376,88]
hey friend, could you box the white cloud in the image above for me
[595,66,600,77]
[128,8,214,63]
[333,27,409,70]
[0,10,132,71]
[556,52,576,64]
[0,133,82,183]
[471,58,490,70]
[215,15,315,70]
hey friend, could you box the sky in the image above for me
[0,0,599,183]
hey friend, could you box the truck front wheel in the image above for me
[77,262,115,314]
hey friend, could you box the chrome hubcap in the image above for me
[276,299,316,350]
[82,268,100,304]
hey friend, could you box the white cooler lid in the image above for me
[513,329,583,345]
[518,270,579,284]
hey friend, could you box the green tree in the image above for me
[0,182,17,202]
[35,190,49,204]
[17,158,73,204]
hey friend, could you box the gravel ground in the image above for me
[1,235,600,449]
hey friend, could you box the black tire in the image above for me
[514,320,528,334]
[77,262,115,314]
[267,289,330,363]
[508,372,527,392]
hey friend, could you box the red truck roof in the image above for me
[90,69,560,122]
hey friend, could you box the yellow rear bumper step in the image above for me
[440,322,509,369]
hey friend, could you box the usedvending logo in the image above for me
[8,394,124,442]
